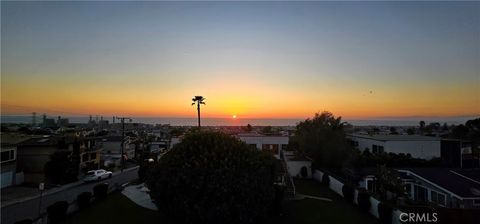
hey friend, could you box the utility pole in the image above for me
[32,112,36,126]
[115,116,131,172]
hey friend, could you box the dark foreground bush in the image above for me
[342,184,354,203]
[378,202,393,224]
[14,219,32,224]
[47,201,68,224]
[93,183,108,200]
[146,131,278,224]
[77,192,92,209]
[321,173,330,186]
[138,165,147,182]
[357,190,371,212]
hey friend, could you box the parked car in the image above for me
[83,169,113,182]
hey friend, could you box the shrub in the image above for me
[321,173,330,186]
[273,185,285,214]
[146,131,278,224]
[138,165,147,182]
[77,192,92,209]
[357,190,371,212]
[300,166,308,178]
[93,183,108,200]
[378,202,393,224]
[342,184,354,203]
[47,201,69,224]
[14,219,33,224]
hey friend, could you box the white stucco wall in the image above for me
[349,135,440,159]
[286,160,312,178]
[237,136,288,149]
[385,141,440,159]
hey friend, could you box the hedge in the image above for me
[93,183,109,200]
[341,184,354,203]
[357,190,371,212]
[77,192,92,209]
[14,219,33,224]
[47,201,69,224]
[378,202,393,224]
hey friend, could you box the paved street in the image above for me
[1,166,139,224]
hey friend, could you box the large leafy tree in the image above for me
[293,111,351,170]
[146,131,278,224]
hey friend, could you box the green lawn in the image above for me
[70,180,377,224]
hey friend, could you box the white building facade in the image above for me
[347,134,441,159]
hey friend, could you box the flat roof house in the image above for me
[347,134,441,159]
[169,133,289,159]
[236,133,289,159]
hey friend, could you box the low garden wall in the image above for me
[286,160,312,178]
[313,169,402,224]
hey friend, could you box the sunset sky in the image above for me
[1,1,479,119]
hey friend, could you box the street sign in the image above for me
[39,182,45,191]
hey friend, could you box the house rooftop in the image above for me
[347,134,440,141]
[236,133,287,137]
[18,136,59,146]
[400,168,480,198]
[101,135,126,142]
[1,133,34,146]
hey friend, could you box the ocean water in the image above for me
[1,115,476,126]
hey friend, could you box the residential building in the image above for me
[99,136,134,167]
[236,133,289,158]
[169,133,289,158]
[347,134,441,159]
[16,136,72,184]
[79,138,102,171]
[356,168,480,209]
[441,139,479,168]
[398,168,480,209]
[1,143,18,188]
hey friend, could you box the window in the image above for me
[372,145,378,153]
[405,184,412,197]
[414,185,428,202]
[249,144,257,150]
[473,199,480,206]
[90,153,96,160]
[378,146,384,153]
[1,150,15,163]
[431,190,446,206]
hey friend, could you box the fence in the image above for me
[313,169,403,224]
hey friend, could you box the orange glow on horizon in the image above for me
[1,72,479,119]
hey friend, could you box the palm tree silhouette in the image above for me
[191,96,206,127]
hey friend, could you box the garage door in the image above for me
[1,171,13,188]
